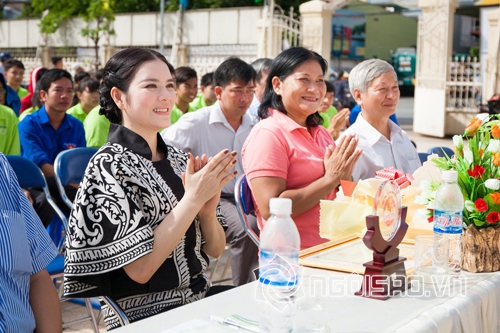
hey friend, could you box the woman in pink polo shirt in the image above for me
[242,47,361,249]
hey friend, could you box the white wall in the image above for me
[0,7,264,48]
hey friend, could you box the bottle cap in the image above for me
[442,170,458,182]
[269,198,292,215]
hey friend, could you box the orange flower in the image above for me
[490,192,500,205]
[453,147,463,157]
[493,153,500,166]
[493,124,500,139]
[479,148,484,158]
[464,118,482,136]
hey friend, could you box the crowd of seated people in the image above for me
[0,48,421,331]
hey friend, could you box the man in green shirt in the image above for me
[170,66,198,125]
[189,72,216,111]
[4,59,28,99]
[66,78,99,123]
[0,104,20,155]
[83,105,110,148]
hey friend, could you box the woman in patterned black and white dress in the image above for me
[63,48,238,330]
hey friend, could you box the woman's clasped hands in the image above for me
[182,149,238,216]
[323,133,362,186]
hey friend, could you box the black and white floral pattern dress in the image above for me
[63,124,226,330]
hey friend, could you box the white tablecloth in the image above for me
[113,267,500,333]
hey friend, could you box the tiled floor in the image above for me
[61,249,233,332]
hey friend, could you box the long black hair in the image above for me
[99,48,173,124]
[258,47,328,127]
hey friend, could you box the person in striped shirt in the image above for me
[0,153,62,332]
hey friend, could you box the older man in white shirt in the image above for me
[338,59,420,181]
[162,57,259,286]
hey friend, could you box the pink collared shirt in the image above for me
[242,109,336,249]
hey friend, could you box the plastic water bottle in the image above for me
[433,170,464,277]
[258,198,300,333]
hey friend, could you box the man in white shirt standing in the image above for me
[162,57,258,286]
[338,59,420,181]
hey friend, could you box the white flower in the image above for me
[453,135,463,150]
[488,139,500,153]
[464,148,473,166]
[414,195,429,206]
[476,113,490,123]
[414,209,432,221]
[465,200,476,212]
[485,179,500,190]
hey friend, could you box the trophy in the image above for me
[355,180,409,300]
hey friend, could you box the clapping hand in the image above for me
[323,134,362,185]
[328,108,350,139]
[182,149,238,218]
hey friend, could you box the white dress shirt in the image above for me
[161,101,257,194]
[339,113,421,181]
[246,95,260,121]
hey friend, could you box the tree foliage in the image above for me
[22,0,303,18]
[81,0,116,70]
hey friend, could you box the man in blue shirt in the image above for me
[18,69,86,210]
[0,153,62,332]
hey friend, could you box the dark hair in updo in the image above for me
[99,48,173,124]
[258,47,327,127]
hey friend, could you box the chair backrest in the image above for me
[427,146,454,158]
[418,152,430,165]
[234,174,260,246]
[6,155,68,230]
[53,148,129,326]
[54,148,98,210]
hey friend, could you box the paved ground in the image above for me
[396,97,453,153]
[61,97,455,332]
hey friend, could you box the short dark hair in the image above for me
[94,68,105,81]
[36,68,48,82]
[258,47,328,127]
[174,66,197,87]
[74,71,90,84]
[32,83,43,109]
[214,57,256,89]
[38,69,73,93]
[77,77,100,93]
[251,58,272,83]
[325,80,334,93]
[200,72,214,87]
[51,56,63,65]
[99,48,172,124]
[4,59,25,72]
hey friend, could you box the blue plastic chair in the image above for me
[418,152,430,165]
[54,147,98,210]
[54,148,130,327]
[427,146,454,158]
[234,174,260,247]
[6,155,68,246]
[6,155,100,332]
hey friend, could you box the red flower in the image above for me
[427,209,434,223]
[475,198,488,212]
[467,165,486,178]
[487,212,500,224]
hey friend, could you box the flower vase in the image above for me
[462,224,500,272]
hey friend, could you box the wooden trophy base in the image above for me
[355,206,410,300]
[355,257,409,300]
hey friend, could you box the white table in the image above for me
[113,267,500,333]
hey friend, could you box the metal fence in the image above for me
[446,56,482,112]
[274,6,301,49]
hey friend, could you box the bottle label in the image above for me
[433,209,463,234]
[259,250,299,287]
